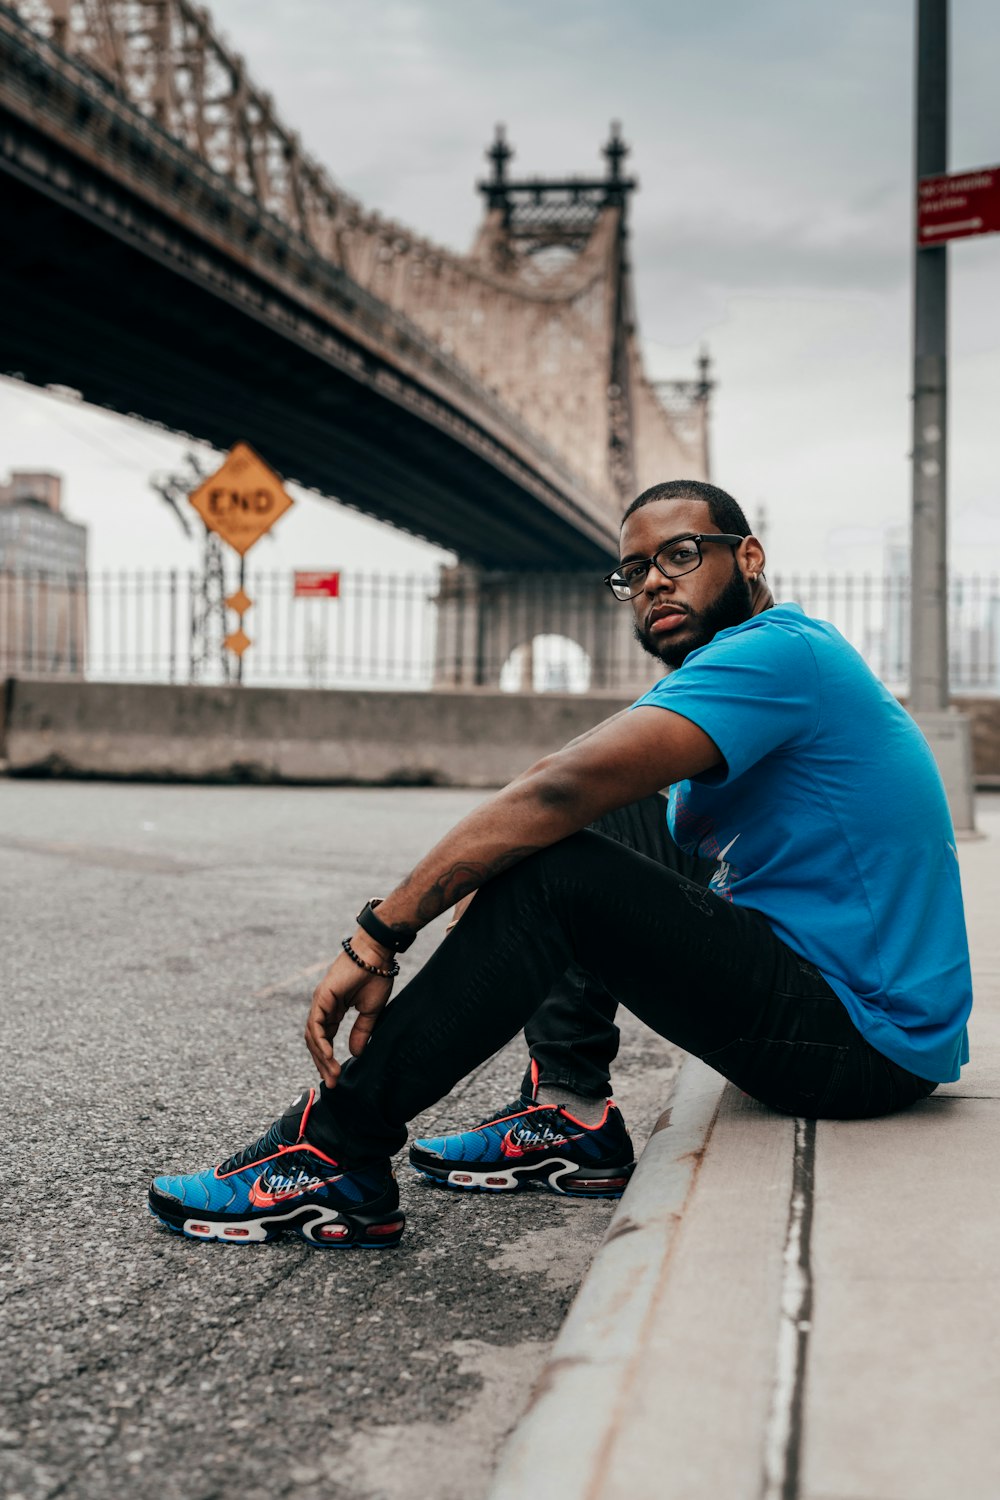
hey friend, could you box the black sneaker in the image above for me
[148,1089,405,1248]
[409,1090,635,1198]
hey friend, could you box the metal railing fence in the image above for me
[0,568,444,689]
[2,566,1000,694]
[769,571,1000,693]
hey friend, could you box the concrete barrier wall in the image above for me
[3,678,1000,787]
[0,678,635,787]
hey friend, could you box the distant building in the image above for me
[0,469,62,512]
[0,471,88,676]
[0,470,87,573]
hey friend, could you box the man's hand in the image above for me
[304,939,394,1089]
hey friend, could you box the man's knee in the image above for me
[490,830,608,902]
[587,794,666,853]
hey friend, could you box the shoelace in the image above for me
[476,1099,566,1130]
[476,1098,534,1127]
[217,1117,289,1174]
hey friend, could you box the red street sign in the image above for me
[294,571,341,598]
[918,167,1000,246]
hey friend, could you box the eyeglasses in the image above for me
[603,534,744,601]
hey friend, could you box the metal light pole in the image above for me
[909,0,976,831]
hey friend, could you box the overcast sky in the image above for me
[3,0,999,576]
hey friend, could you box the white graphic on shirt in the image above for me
[709,835,741,898]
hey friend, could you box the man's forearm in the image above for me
[359,703,720,947]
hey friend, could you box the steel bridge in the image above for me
[0,0,710,569]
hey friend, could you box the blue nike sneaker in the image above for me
[148,1088,404,1248]
[409,1077,635,1198]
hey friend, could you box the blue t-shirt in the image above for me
[632,603,972,1082]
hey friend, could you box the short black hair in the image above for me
[622,479,752,538]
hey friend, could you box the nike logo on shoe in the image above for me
[500,1121,580,1158]
[248,1167,331,1208]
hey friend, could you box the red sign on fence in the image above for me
[918,167,1000,246]
[294,571,341,598]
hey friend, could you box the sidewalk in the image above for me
[489,797,1000,1500]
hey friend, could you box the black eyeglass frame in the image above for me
[603,533,745,600]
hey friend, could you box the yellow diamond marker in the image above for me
[188,441,294,556]
[225,588,252,616]
[224,628,251,658]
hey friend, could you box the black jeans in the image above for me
[313,796,937,1165]
[521,795,716,1099]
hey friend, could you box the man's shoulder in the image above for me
[686,603,821,669]
[697,603,867,667]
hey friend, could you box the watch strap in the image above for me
[356,898,415,953]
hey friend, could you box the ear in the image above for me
[738,535,766,581]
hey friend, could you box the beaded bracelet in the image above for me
[341,936,400,979]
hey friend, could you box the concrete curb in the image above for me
[487,1055,727,1499]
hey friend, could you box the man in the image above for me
[149,481,972,1248]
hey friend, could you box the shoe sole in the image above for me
[409,1154,634,1198]
[147,1189,405,1248]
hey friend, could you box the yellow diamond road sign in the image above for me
[225,588,252,616]
[189,442,294,556]
[224,628,251,658]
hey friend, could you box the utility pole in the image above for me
[909,0,976,831]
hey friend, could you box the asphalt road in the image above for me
[0,781,680,1500]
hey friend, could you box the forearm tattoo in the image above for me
[387,845,543,934]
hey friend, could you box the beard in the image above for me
[632,563,754,668]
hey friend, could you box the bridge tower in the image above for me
[472,121,640,510]
[432,125,708,694]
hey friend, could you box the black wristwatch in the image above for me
[356,898,416,954]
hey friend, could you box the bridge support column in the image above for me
[432,564,486,689]
[432,567,659,695]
